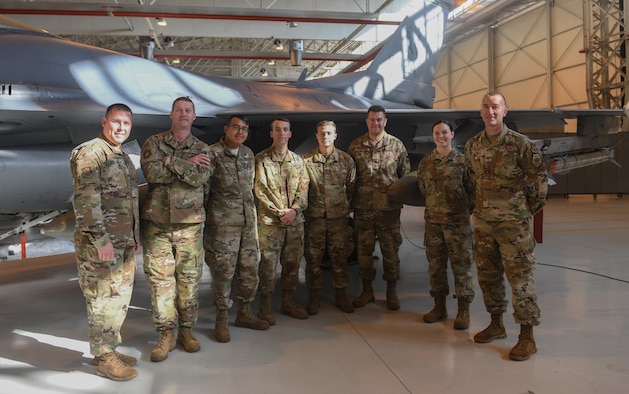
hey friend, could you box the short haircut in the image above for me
[105,103,132,117]
[172,96,196,112]
[368,105,386,115]
[228,115,249,125]
[484,91,507,108]
[316,120,336,132]
[271,117,291,129]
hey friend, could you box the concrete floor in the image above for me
[1,194,628,394]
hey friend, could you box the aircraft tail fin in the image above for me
[297,0,451,109]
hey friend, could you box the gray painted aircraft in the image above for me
[0,0,624,256]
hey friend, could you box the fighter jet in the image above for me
[0,0,623,254]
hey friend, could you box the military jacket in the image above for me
[417,148,475,224]
[141,130,211,224]
[205,138,256,228]
[254,147,309,226]
[348,131,411,210]
[302,147,356,219]
[464,126,548,222]
[70,135,140,248]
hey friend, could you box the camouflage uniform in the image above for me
[348,132,410,282]
[302,147,356,289]
[204,138,260,310]
[417,148,475,302]
[141,130,211,331]
[464,125,548,326]
[254,147,309,295]
[71,134,140,357]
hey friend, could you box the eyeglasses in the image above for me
[230,124,249,132]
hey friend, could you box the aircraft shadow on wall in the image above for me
[0,0,624,250]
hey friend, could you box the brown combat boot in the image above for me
[474,314,507,343]
[334,287,355,313]
[91,350,136,367]
[423,295,447,323]
[453,299,470,330]
[352,279,375,308]
[235,302,270,330]
[150,329,176,362]
[509,324,537,361]
[258,293,276,326]
[177,327,201,352]
[386,281,400,310]
[97,351,138,381]
[306,288,320,315]
[280,290,309,320]
[215,308,231,343]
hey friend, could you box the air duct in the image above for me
[289,39,303,66]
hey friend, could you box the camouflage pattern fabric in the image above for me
[258,223,304,294]
[70,135,139,357]
[418,148,475,301]
[353,208,402,282]
[302,147,355,289]
[204,139,260,309]
[142,221,204,330]
[76,245,136,356]
[347,132,410,211]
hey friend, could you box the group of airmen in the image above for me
[70,92,548,382]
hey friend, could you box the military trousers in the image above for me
[424,220,475,302]
[204,224,261,310]
[142,220,204,331]
[304,216,352,289]
[257,222,304,295]
[353,208,402,282]
[76,243,136,357]
[473,216,540,326]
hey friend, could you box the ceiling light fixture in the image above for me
[156,18,167,27]
[260,68,268,77]
[267,59,276,66]
[172,58,180,65]
[273,39,284,51]
[288,21,298,28]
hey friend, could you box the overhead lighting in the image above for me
[288,21,298,28]
[172,58,180,65]
[260,68,268,77]
[156,18,167,26]
[267,59,276,66]
[273,39,284,51]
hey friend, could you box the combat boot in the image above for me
[215,308,231,343]
[334,287,354,313]
[91,350,136,367]
[386,281,401,310]
[453,299,470,330]
[306,288,320,315]
[150,329,176,362]
[474,313,507,343]
[235,302,270,330]
[509,324,537,361]
[177,327,200,352]
[97,351,138,381]
[352,279,375,308]
[258,293,276,326]
[423,295,447,323]
[280,290,309,320]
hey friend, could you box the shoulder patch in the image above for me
[532,152,543,168]
[81,166,95,178]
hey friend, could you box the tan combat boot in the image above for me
[334,287,355,313]
[509,324,537,361]
[91,350,137,367]
[177,327,201,352]
[306,288,320,315]
[215,308,231,343]
[150,329,176,362]
[97,351,138,381]
[352,279,375,308]
[258,293,276,326]
[235,302,270,330]
[280,290,309,319]
[453,299,470,330]
[474,313,507,343]
[423,295,447,323]
[386,281,401,310]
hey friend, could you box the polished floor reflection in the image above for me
[1,194,628,394]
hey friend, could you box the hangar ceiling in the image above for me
[1,0,544,81]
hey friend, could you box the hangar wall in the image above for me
[432,0,628,196]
